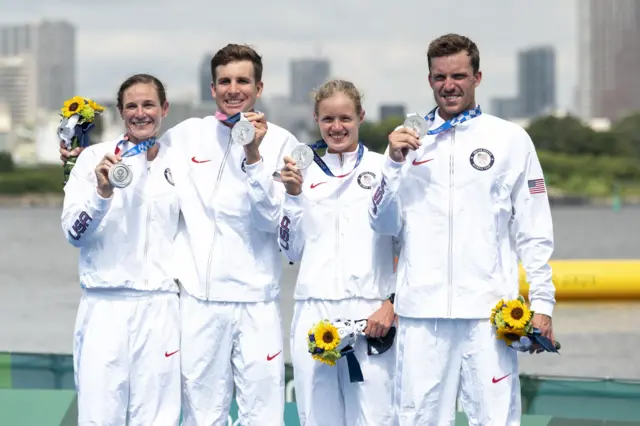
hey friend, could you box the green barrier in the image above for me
[3,389,640,425]
[0,389,76,426]
[0,353,11,388]
[3,352,640,424]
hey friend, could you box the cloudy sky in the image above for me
[3,0,578,120]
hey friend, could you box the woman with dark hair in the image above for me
[60,74,181,425]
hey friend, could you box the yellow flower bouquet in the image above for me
[307,318,368,382]
[57,96,105,184]
[307,320,343,366]
[490,295,560,353]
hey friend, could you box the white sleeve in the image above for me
[60,148,113,247]
[245,134,300,233]
[510,133,556,317]
[278,193,305,263]
[368,150,404,237]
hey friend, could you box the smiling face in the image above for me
[313,80,365,154]
[119,82,168,143]
[428,50,482,120]
[211,60,263,116]
[315,91,364,153]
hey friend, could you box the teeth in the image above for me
[226,100,242,104]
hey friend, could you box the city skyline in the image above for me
[0,0,577,120]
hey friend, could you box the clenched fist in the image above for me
[280,155,303,196]
[95,153,122,198]
[387,127,421,163]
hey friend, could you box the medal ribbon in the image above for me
[422,104,483,135]
[308,140,365,178]
[215,110,261,127]
[114,137,157,157]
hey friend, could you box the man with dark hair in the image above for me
[369,33,556,424]
[165,43,298,425]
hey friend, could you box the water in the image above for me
[1,205,639,379]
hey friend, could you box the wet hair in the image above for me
[427,33,480,74]
[116,73,167,111]
[210,44,263,83]
[313,79,364,117]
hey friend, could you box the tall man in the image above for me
[163,44,299,425]
[369,33,556,425]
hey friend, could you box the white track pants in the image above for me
[73,289,181,426]
[180,290,285,426]
[394,317,521,426]
[291,299,395,426]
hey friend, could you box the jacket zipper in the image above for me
[205,134,233,298]
[335,154,344,295]
[447,129,455,317]
[144,160,151,288]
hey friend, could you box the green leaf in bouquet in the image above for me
[525,322,534,334]
[495,315,507,330]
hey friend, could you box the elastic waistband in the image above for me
[82,288,176,299]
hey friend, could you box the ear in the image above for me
[255,81,264,99]
[161,101,170,118]
[474,71,482,88]
[359,109,366,122]
[210,82,216,100]
[428,74,435,89]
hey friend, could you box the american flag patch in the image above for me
[528,178,546,195]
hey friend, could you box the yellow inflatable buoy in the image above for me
[519,260,640,300]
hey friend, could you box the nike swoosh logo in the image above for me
[266,350,282,361]
[191,156,211,163]
[412,158,434,166]
[165,350,179,358]
[492,374,511,383]
[310,182,327,189]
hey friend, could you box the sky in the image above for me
[2,0,578,120]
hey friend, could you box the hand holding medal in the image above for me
[95,136,157,197]
[95,153,123,198]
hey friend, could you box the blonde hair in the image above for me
[313,79,363,117]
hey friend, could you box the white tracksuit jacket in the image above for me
[163,116,300,302]
[369,111,556,319]
[279,146,396,301]
[61,138,180,292]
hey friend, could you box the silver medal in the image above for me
[291,144,314,169]
[108,163,133,188]
[403,114,429,138]
[231,120,256,146]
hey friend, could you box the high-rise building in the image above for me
[289,59,330,105]
[379,104,406,121]
[577,0,640,121]
[0,56,36,125]
[490,97,522,120]
[0,20,75,113]
[517,46,556,118]
[198,53,213,103]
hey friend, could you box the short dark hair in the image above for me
[116,74,167,111]
[210,44,263,83]
[427,33,480,74]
